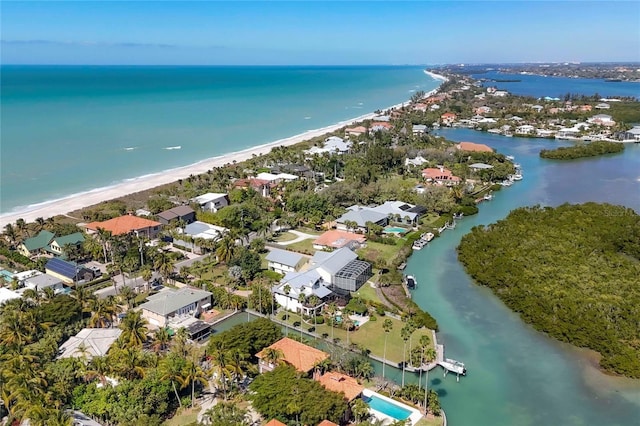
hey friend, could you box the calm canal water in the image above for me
[404,129,640,426]
[212,132,640,425]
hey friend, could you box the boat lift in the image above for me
[438,358,467,382]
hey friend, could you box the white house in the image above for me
[412,124,427,135]
[515,125,536,135]
[191,193,229,212]
[588,114,615,126]
[255,172,299,184]
[265,248,307,275]
[139,287,212,327]
[23,273,64,293]
[305,136,352,155]
[0,288,21,305]
[405,155,428,167]
[58,328,123,360]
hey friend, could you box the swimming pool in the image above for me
[383,226,408,234]
[364,394,411,420]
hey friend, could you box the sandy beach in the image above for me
[0,74,445,228]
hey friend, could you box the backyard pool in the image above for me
[383,226,408,234]
[364,393,411,421]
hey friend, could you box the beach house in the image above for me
[23,273,64,293]
[256,337,329,374]
[191,193,229,212]
[306,136,352,155]
[85,215,163,239]
[48,232,85,257]
[173,221,229,253]
[138,287,213,327]
[45,257,95,284]
[156,205,196,225]
[18,230,55,257]
[57,328,123,360]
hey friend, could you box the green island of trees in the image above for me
[457,203,640,378]
[539,141,625,160]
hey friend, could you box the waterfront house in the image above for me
[139,287,212,327]
[469,163,494,171]
[345,126,367,137]
[492,90,509,97]
[588,114,615,126]
[191,192,229,213]
[515,124,536,135]
[313,230,366,251]
[256,337,329,374]
[422,167,461,185]
[156,205,196,225]
[58,328,123,360]
[440,112,457,125]
[85,215,162,239]
[371,201,425,226]
[255,172,299,184]
[18,230,55,257]
[412,103,428,112]
[48,232,85,257]
[412,124,427,135]
[306,136,352,155]
[617,126,640,141]
[266,248,307,275]
[457,141,494,152]
[335,207,388,233]
[316,372,364,402]
[45,257,95,285]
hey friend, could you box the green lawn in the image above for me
[284,238,316,255]
[420,213,442,227]
[279,311,433,364]
[163,406,200,426]
[417,415,445,426]
[352,281,383,305]
[357,241,403,264]
[273,231,298,243]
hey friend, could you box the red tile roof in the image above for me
[85,215,161,236]
[422,167,460,182]
[316,372,364,402]
[457,141,494,152]
[441,112,457,118]
[317,421,339,426]
[265,420,287,426]
[256,337,329,373]
[313,230,366,249]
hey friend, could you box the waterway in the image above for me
[404,129,640,426]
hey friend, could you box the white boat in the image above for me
[439,358,467,376]
[506,155,515,160]
[511,173,523,181]
[421,232,435,241]
[483,193,493,201]
[412,240,426,250]
[405,275,417,289]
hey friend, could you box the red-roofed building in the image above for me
[233,178,274,197]
[413,103,428,112]
[457,141,494,153]
[256,337,329,374]
[313,230,366,251]
[316,372,364,402]
[441,112,457,125]
[265,420,287,426]
[317,421,339,426]
[345,126,367,137]
[370,122,392,132]
[85,215,162,238]
[422,167,461,185]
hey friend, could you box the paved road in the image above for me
[94,271,161,299]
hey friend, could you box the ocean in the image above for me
[0,65,440,214]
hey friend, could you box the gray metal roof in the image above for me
[469,163,494,169]
[140,287,212,316]
[266,248,304,267]
[316,247,357,275]
[337,209,388,227]
[25,273,62,290]
[371,201,419,220]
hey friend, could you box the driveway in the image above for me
[277,230,318,246]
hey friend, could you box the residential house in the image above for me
[369,122,392,133]
[139,287,213,327]
[318,421,339,426]
[595,103,610,110]
[412,124,427,135]
[405,155,428,167]
[578,105,593,112]
[306,136,352,155]
[515,125,536,135]
[345,126,367,137]
[85,215,162,239]
[45,257,94,285]
[265,420,287,426]
[23,273,64,293]
[531,105,544,112]
[474,106,493,115]
[370,201,426,227]
[0,288,21,306]
[266,248,307,275]
[48,232,85,257]
[493,90,509,97]
[616,126,640,141]
[57,328,123,360]
[457,141,494,152]
[255,172,299,184]
[233,178,274,197]
[588,114,616,126]
[422,167,461,185]
[412,103,428,112]
[156,205,196,225]
[18,230,55,257]
[440,112,457,125]
[191,193,229,213]
[313,230,366,251]
[174,221,229,253]
[256,337,329,374]
[430,104,440,111]
[335,207,388,233]
[316,372,364,402]
[469,163,494,171]
[310,248,372,293]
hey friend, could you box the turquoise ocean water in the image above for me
[0,65,439,214]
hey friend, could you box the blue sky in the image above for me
[2,1,639,65]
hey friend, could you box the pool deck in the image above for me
[363,389,423,425]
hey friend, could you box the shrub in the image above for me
[293,321,301,327]
[308,327,315,333]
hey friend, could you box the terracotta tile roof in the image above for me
[313,230,366,249]
[317,421,339,426]
[370,122,392,128]
[346,126,367,133]
[85,215,162,236]
[457,141,494,152]
[316,372,364,402]
[256,337,328,373]
[422,167,460,181]
[265,420,287,426]
[441,112,457,118]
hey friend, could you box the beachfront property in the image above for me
[190,192,229,212]
[345,126,367,137]
[457,141,494,152]
[256,337,329,374]
[45,257,95,284]
[57,328,123,360]
[422,167,461,185]
[138,287,213,327]
[616,125,640,141]
[18,230,55,257]
[306,136,352,155]
[255,172,299,184]
[84,215,163,239]
[156,205,196,225]
[174,221,229,253]
[47,232,85,257]
[265,248,308,275]
[312,229,366,251]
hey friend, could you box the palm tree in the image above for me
[118,285,135,310]
[151,328,171,353]
[95,227,112,263]
[343,316,354,346]
[15,218,28,239]
[382,319,393,378]
[71,286,95,316]
[215,236,236,264]
[325,302,337,342]
[418,335,431,388]
[141,266,154,292]
[118,310,148,348]
[3,224,17,247]
[115,347,146,380]
[85,356,110,386]
[351,397,370,423]
[400,325,411,386]
[179,358,208,408]
[261,347,283,370]
[159,353,186,408]
[88,298,114,328]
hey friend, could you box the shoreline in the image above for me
[0,76,445,227]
